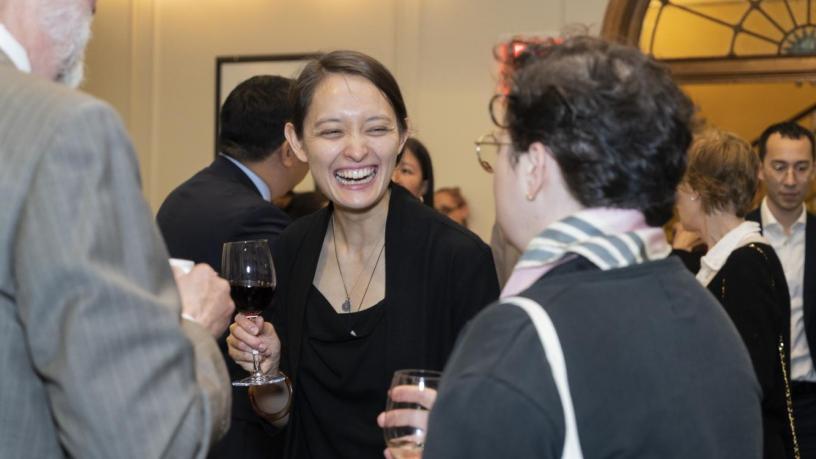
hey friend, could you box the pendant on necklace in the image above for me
[341,298,352,313]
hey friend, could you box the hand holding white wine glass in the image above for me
[222,239,284,386]
[380,369,441,459]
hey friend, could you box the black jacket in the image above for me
[706,243,791,459]
[267,184,500,458]
[156,155,291,459]
[747,208,816,369]
[157,155,290,271]
[425,256,763,458]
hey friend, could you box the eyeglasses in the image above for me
[489,94,509,129]
[474,132,512,174]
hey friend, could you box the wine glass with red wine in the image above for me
[221,239,284,387]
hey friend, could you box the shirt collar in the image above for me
[699,220,763,274]
[0,23,31,73]
[220,153,271,201]
[761,197,806,232]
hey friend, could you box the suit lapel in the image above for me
[745,208,762,233]
[804,213,816,362]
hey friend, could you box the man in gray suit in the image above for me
[0,0,234,457]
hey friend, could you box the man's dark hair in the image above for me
[289,50,408,138]
[757,121,815,161]
[218,75,293,162]
[505,36,695,226]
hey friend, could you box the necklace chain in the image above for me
[331,217,386,313]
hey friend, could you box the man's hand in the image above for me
[174,263,235,337]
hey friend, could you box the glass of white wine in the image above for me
[382,369,442,459]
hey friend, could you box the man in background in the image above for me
[157,74,308,459]
[748,121,816,456]
[0,0,234,457]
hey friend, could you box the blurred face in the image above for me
[288,73,406,213]
[675,182,704,233]
[391,148,426,199]
[759,133,815,216]
[435,190,469,227]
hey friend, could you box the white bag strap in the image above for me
[504,296,584,459]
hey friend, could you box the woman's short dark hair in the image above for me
[290,50,408,138]
[505,36,695,226]
[400,137,435,207]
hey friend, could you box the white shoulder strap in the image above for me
[504,296,584,459]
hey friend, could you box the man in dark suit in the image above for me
[157,75,308,459]
[747,121,816,456]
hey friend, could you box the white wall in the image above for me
[83,0,609,241]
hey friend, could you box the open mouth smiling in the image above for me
[335,166,378,185]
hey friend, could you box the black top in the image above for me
[747,208,816,372]
[156,155,291,459]
[425,256,763,458]
[706,243,792,459]
[288,287,387,458]
[262,184,500,457]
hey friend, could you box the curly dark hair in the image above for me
[504,36,695,226]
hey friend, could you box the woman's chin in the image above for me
[330,180,390,213]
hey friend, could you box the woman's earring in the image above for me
[526,192,535,201]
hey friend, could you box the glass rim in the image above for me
[393,368,443,378]
[223,239,270,247]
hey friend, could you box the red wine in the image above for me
[230,282,274,316]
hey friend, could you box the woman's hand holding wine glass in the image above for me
[222,239,284,386]
[227,313,281,376]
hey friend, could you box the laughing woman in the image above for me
[226,50,499,459]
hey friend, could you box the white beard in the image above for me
[38,1,93,88]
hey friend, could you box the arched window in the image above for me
[602,0,816,82]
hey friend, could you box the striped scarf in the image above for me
[501,208,671,298]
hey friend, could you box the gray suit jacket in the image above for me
[0,53,230,458]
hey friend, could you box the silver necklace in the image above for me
[331,217,386,313]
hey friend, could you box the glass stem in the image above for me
[252,349,262,378]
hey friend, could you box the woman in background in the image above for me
[434,186,470,227]
[675,129,793,459]
[392,137,435,207]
